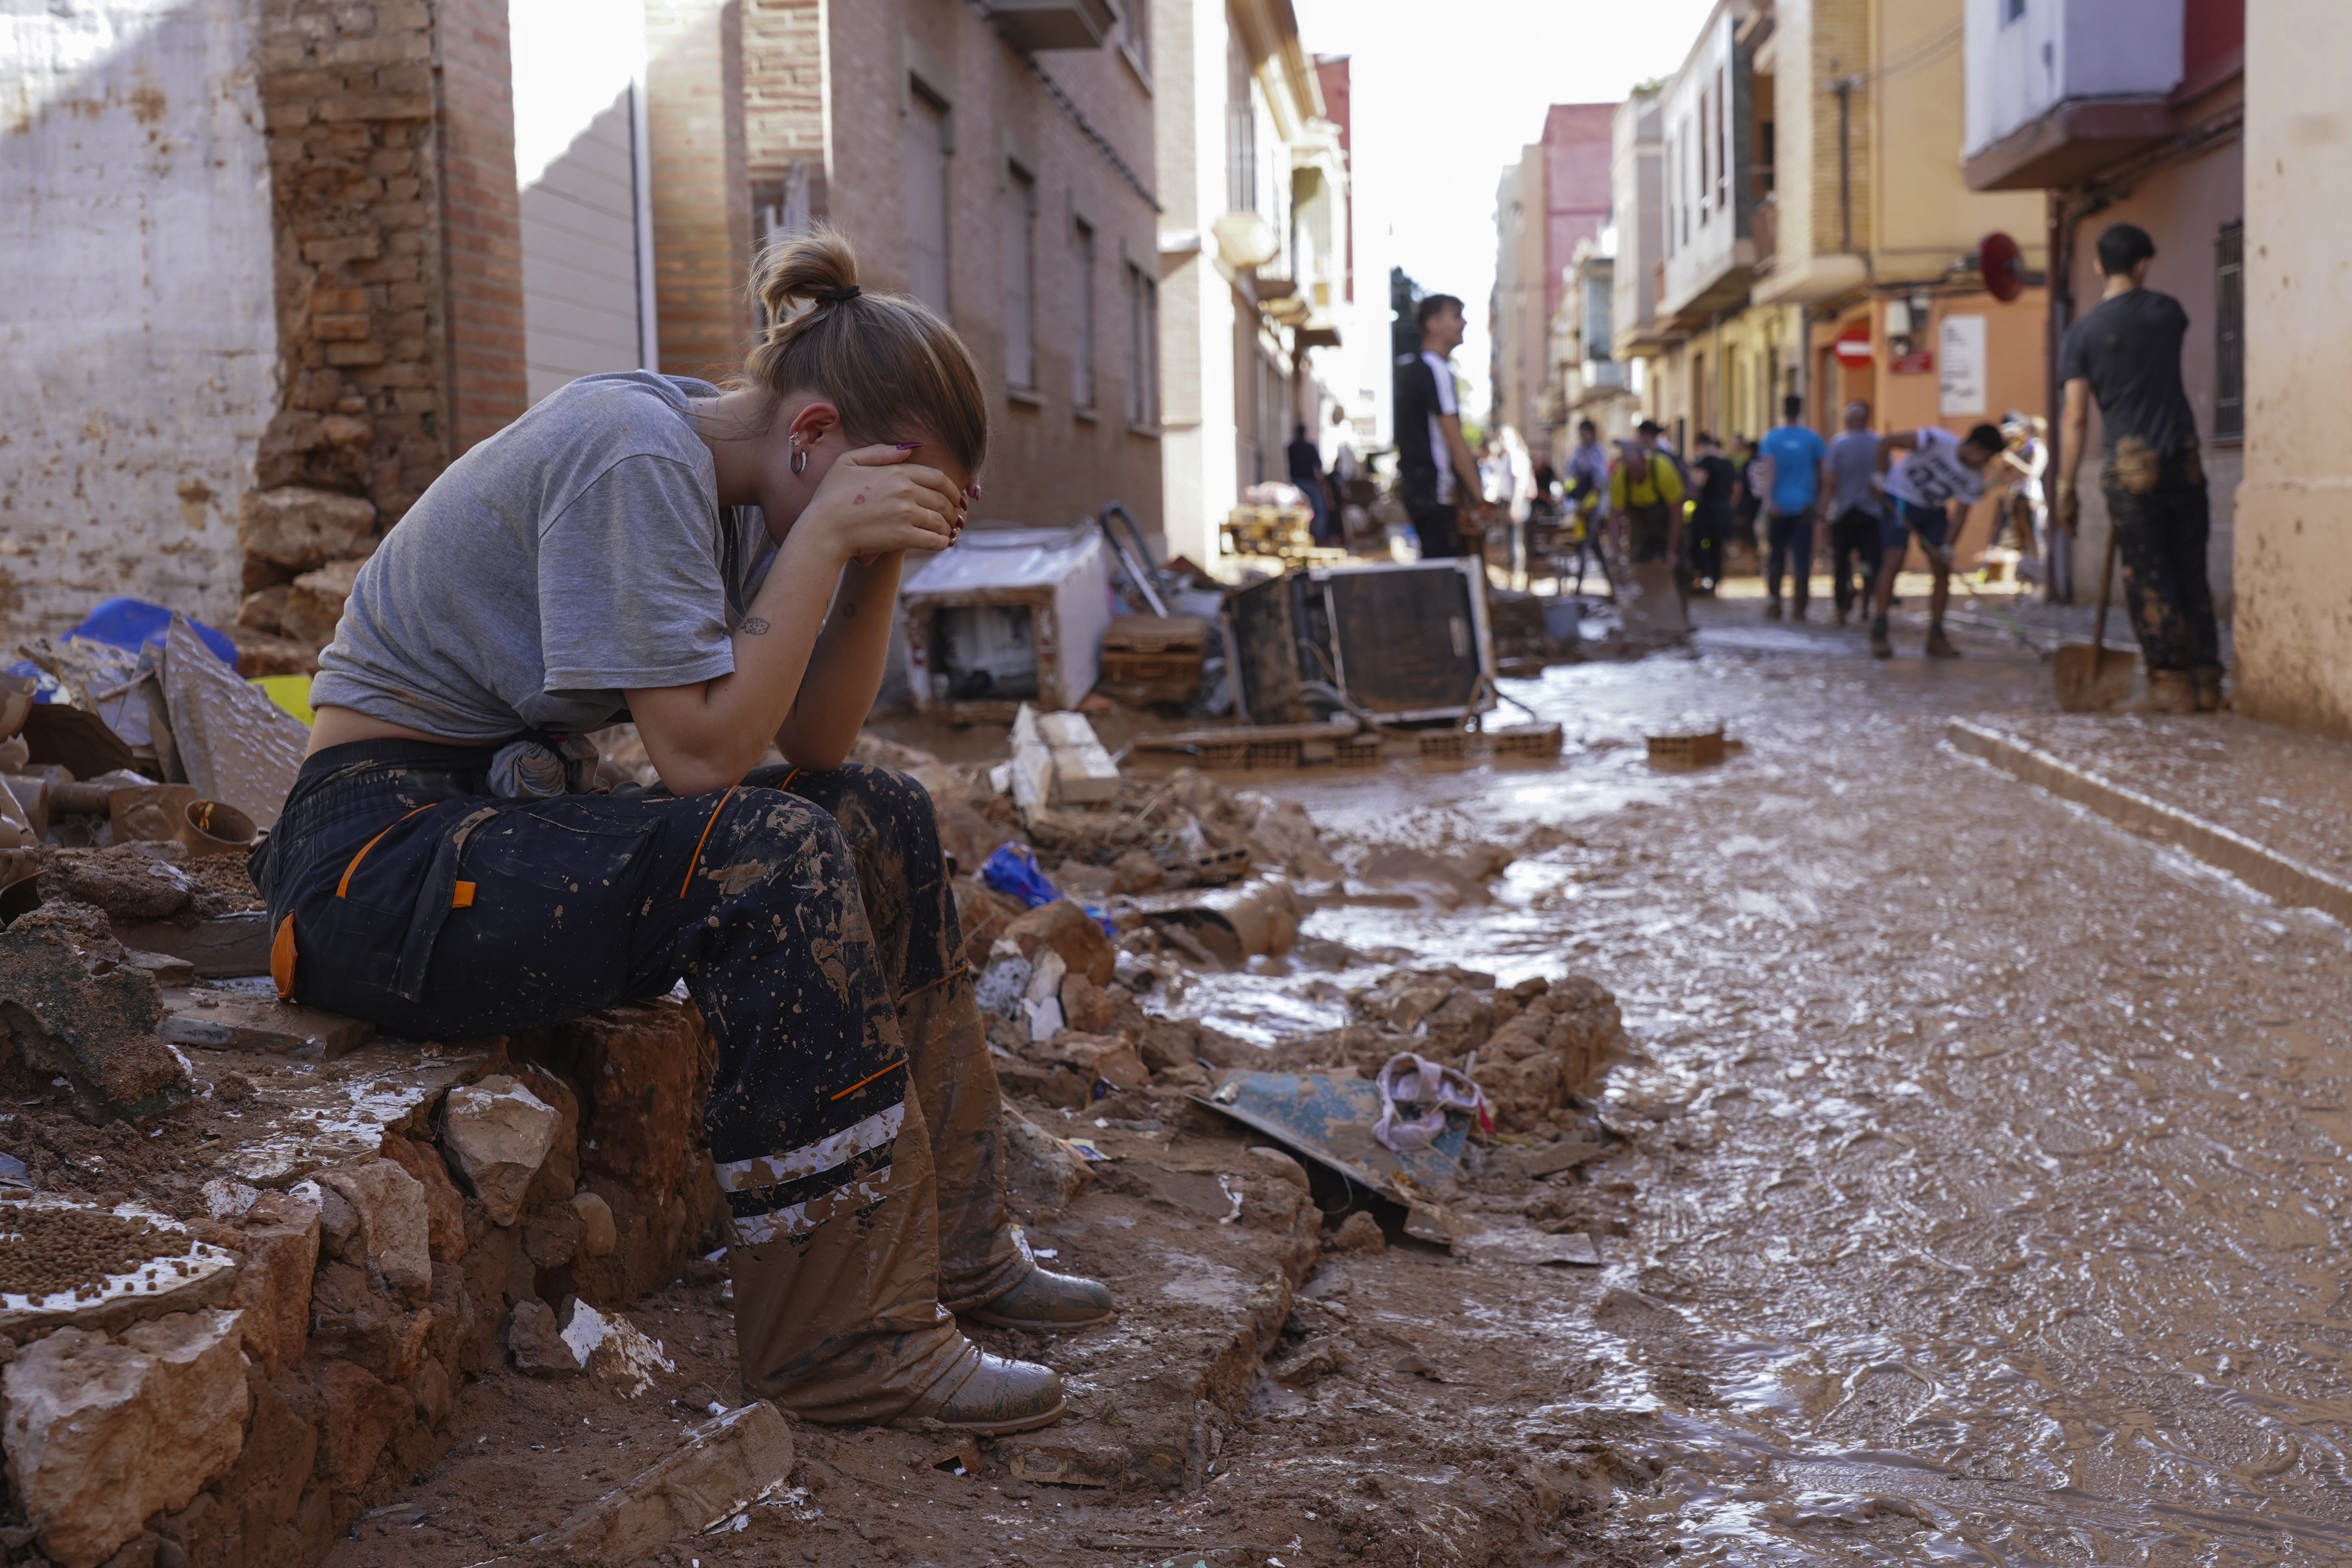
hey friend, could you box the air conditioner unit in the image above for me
[1302,559,1496,724]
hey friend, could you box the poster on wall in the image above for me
[1939,315,1988,416]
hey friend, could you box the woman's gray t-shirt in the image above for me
[310,372,777,741]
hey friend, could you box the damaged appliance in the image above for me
[900,524,1112,720]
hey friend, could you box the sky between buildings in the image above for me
[1295,0,1717,425]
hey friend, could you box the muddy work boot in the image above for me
[2128,668,2198,714]
[1869,616,1893,659]
[963,1265,1116,1332]
[1764,598,1783,621]
[2192,664,2227,713]
[893,1348,1065,1435]
[1924,624,1961,659]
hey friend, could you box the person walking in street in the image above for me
[2054,222,2222,712]
[1609,419,1684,568]
[1824,401,1886,624]
[1687,432,1737,594]
[1757,395,1829,621]
[1869,421,2005,659]
[2000,410,2063,602]
[1394,294,1490,560]
[1732,434,1765,559]
[257,227,1104,1436]
[1287,421,1333,544]
[1563,416,1611,593]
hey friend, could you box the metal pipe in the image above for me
[1834,77,1855,254]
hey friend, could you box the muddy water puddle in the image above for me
[1160,626,2352,1564]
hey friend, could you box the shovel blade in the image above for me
[2054,643,2136,712]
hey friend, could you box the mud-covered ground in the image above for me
[337,597,2352,1565]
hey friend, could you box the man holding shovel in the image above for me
[1867,423,2005,659]
[2054,222,2222,713]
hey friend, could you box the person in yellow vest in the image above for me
[1609,419,1686,566]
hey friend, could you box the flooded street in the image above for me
[1168,609,2352,1564]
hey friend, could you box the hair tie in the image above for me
[820,285,861,305]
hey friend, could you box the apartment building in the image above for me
[1490,105,1615,466]
[1620,0,2046,521]
[1961,0,2243,610]
[1152,0,1350,568]
[715,0,1164,538]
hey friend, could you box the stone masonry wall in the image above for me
[234,0,526,675]
[0,1002,723,1568]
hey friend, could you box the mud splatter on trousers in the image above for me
[2103,443,2220,673]
[252,741,1029,1423]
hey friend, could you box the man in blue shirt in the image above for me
[1757,394,1829,621]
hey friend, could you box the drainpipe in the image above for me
[1832,75,1860,255]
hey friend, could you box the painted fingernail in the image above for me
[895,442,923,450]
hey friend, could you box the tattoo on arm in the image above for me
[739,617,771,635]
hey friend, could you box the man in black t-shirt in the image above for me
[1686,433,1737,593]
[1393,294,1490,559]
[2056,222,2221,713]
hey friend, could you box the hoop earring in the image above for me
[791,447,808,476]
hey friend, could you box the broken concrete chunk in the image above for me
[506,1299,577,1378]
[377,1134,467,1263]
[1037,1031,1150,1092]
[2,1310,251,1568]
[319,1159,432,1306]
[236,486,377,573]
[157,991,375,1059]
[530,1402,794,1563]
[223,1198,319,1372]
[0,926,192,1124]
[279,557,366,647]
[1001,897,1115,986]
[199,1179,259,1220]
[1002,1109,1093,1209]
[557,1299,674,1397]
[571,1191,617,1258]
[36,848,194,922]
[1003,1439,1123,1487]
[439,1074,559,1226]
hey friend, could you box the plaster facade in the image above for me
[2232,1,2352,735]
[1,0,279,637]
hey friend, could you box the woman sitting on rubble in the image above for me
[249,227,1108,1436]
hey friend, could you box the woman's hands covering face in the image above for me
[798,443,968,566]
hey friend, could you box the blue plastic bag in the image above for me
[980,844,1060,909]
[67,600,239,668]
[978,843,1117,936]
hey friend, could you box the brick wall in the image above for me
[435,0,529,454]
[256,0,453,526]
[745,0,828,219]
[648,0,755,381]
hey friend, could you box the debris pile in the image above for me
[1259,970,1627,1136]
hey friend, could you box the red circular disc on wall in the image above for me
[1981,232,2025,303]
